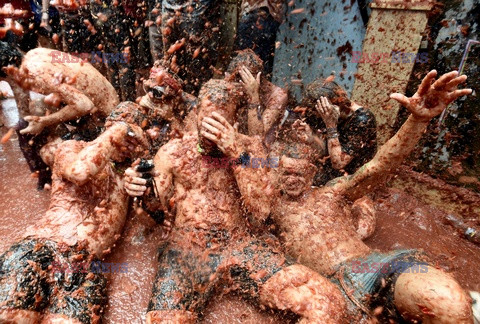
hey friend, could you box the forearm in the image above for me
[231,134,272,221]
[340,115,429,200]
[40,103,89,127]
[247,106,263,136]
[327,138,352,169]
[42,0,49,12]
[69,134,116,181]
[371,115,428,172]
[309,134,326,157]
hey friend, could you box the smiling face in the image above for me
[277,156,316,198]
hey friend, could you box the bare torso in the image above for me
[161,134,247,232]
[25,140,129,258]
[272,187,371,275]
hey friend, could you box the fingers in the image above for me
[241,66,254,79]
[125,167,142,178]
[256,72,262,83]
[446,88,472,103]
[127,176,147,186]
[19,127,30,135]
[432,70,458,91]
[125,186,146,197]
[417,70,437,96]
[203,115,227,132]
[200,129,219,144]
[211,112,232,128]
[389,93,410,107]
[239,66,254,84]
[201,121,221,136]
[124,167,148,196]
[321,96,331,111]
[445,74,467,91]
[239,68,248,83]
[125,182,147,193]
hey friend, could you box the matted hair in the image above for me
[106,101,149,128]
[302,79,351,112]
[226,49,263,81]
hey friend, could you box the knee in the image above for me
[394,266,473,323]
[260,264,347,321]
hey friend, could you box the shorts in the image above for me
[331,249,428,319]
[148,228,293,315]
[0,238,107,323]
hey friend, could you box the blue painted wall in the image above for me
[272,0,368,100]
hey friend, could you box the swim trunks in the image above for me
[0,238,106,323]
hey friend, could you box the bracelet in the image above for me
[326,127,337,134]
[327,132,339,139]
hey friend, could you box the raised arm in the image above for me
[201,112,273,223]
[333,70,472,201]
[239,66,287,137]
[20,83,95,135]
[58,122,146,186]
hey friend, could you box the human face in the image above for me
[139,79,176,119]
[277,156,315,198]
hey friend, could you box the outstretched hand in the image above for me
[390,70,472,121]
[200,112,239,157]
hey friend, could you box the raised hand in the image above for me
[239,66,261,104]
[200,112,239,157]
[390,70,472,121]
[292,120,314,144]
[316,97,340,128]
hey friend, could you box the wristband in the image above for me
[327,132,339,139]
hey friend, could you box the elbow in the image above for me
[64,163,90,186]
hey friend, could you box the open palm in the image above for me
[390,70,472,121]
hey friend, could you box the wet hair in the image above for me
[302,79,351,112]
[198,79,245,120]
[0,41,23,77]
[106,101,149,128]
[270,140,319,163]
[226,49,263,81]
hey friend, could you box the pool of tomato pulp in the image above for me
[1,125,479,323]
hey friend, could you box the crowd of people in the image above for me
[0,1,477,323]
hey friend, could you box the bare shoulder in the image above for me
[54,140,85,166]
